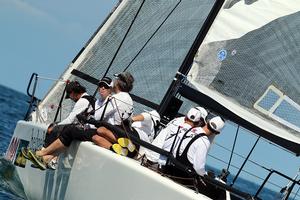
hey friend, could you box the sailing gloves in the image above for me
[76,113,89,124]
[76,113,104,128]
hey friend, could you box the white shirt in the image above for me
[168,116,185,126]
[93,92,133,126]
[132,112,156,143]
[94,97,111,121]
[86,97,109,129]
[173,127,206,158]
[146,117,211,176]
[132,112,156,156]
[157,123,203,166]
[95,98,106,111]
[145,117,189,163]
[185,130,211,176]
[172,126,210,176]
[159,125,210,176]
[58,93,91,125]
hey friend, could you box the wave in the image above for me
[0,157,26,200]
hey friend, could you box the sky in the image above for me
[0,0,299,197]
[0,0,117,97]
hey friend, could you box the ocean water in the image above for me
[0,85,28,200]
[0,84,294,200]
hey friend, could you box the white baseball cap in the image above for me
[186,107,202,122]
[208,116,225,133]
[195,106,208,123]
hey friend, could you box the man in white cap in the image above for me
[165,106,208,129]
[145,106,208,164]
[194,106,208,127]
[164,116,227,200]
[166,116,225,178]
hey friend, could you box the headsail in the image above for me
[188,0,300,155]
[32,0,218,123]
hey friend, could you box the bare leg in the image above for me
[96,127,117,143]
[42,155,55,163]
[92,135,112,149]
[36,139,66,157]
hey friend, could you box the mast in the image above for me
[158,0,225,116]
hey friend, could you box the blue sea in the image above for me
[0,84,293,200]
[0,85,28,200]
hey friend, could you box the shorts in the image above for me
[58,125,97,147]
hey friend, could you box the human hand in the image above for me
[47,122,57,133]
[76,113,88,124]
[86,117,97,126]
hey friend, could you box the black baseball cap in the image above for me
[98,77,113,88]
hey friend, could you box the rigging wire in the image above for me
[209,154,266,181]
[112,97,143,157]
[229,120,297,156]
[281,168,300,200]
[208,154,286,191]
[226,125,239,172]
[102,0,146,78]
[123,0,182,72]
[213,142,268,171]
[292,186,300,200]
[209,143,300,198]
[79,0,146,116]
[231,136,260,186]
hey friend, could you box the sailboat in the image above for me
[3,0,300,199]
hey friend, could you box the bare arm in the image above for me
[58,98,90,125]
[131,114,145,122]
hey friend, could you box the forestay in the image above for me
[188,0,300,155]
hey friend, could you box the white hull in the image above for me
[6,121,211,200]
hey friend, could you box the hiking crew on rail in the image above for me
[23,71,226,196]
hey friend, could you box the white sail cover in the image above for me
[188,0,300,155]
